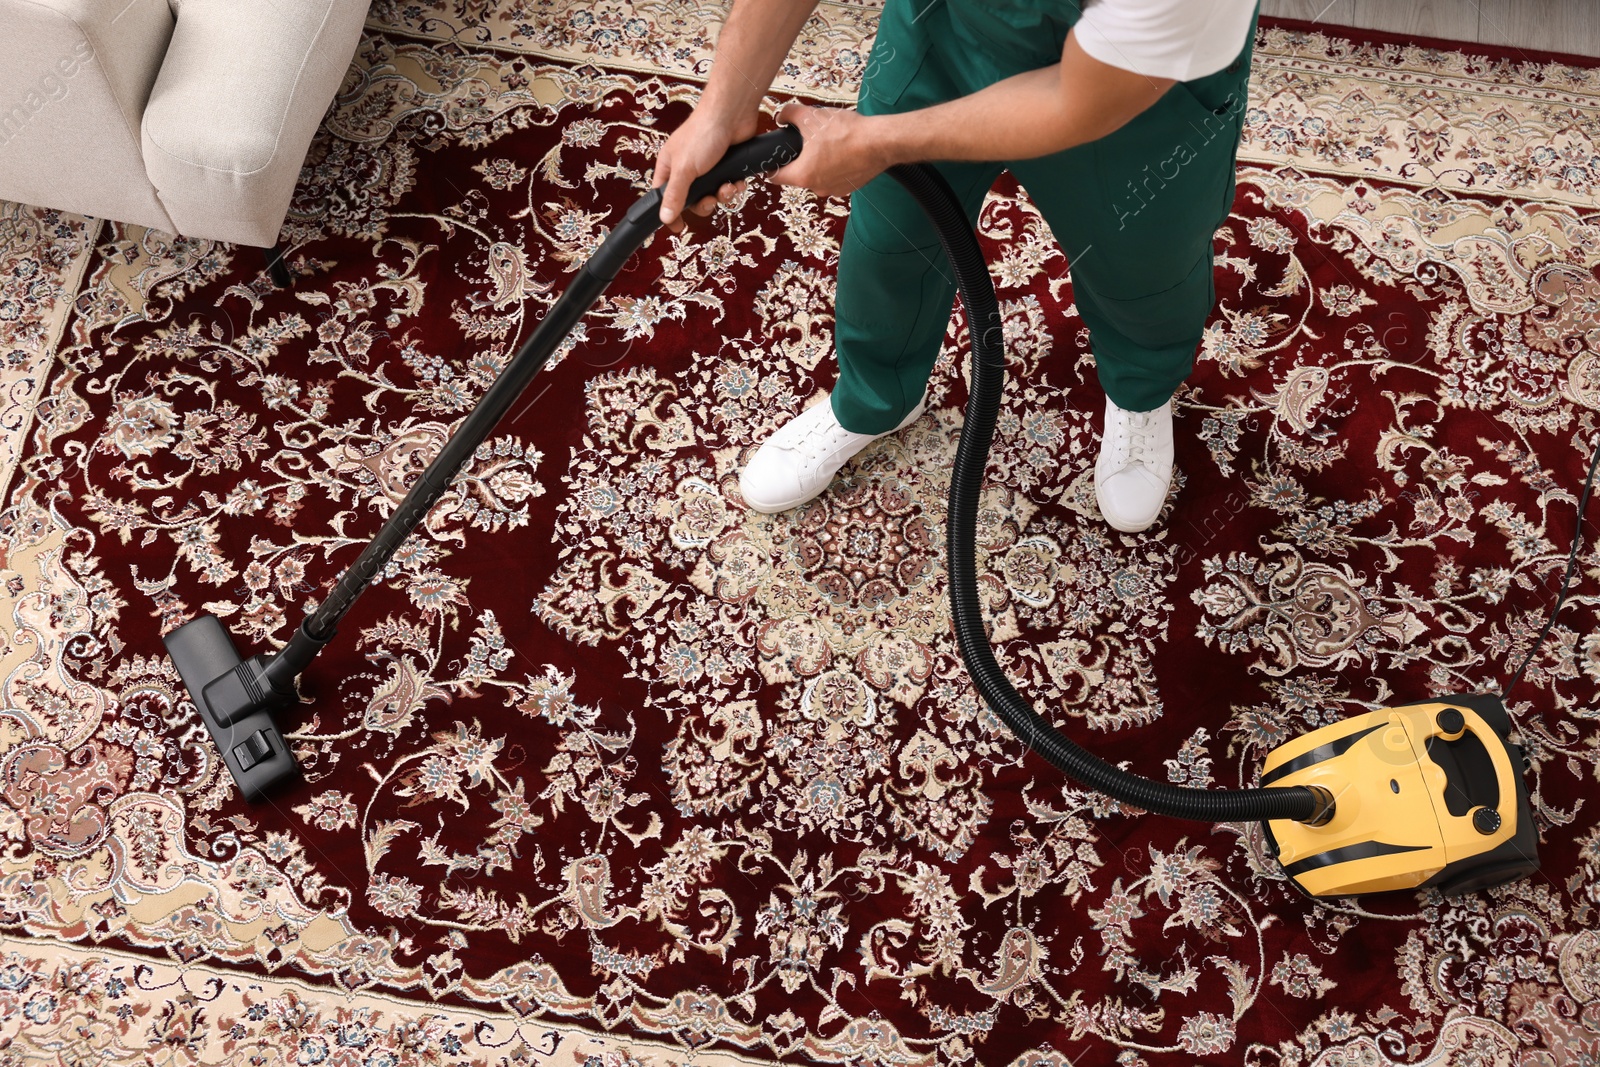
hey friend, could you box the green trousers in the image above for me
[831,0,1258,433]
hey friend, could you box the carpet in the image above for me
[1,5,1599,1066]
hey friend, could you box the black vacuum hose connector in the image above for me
[887,161,1326,825]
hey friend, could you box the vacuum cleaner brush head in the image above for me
[165,614,299,802]
[1260,693,1538,897]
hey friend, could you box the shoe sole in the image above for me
[1095,480,1167,533]
[742,480,829,514]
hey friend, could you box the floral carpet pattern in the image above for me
[2,5,1599,1067]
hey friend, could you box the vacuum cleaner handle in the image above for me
[686,125,805,205]
[590,126,805,280]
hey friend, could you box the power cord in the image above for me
[1501,433,1600,701]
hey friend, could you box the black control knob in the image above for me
[1436,707,1465,737]
[1472,807,1502,835]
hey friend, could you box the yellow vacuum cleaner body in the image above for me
[1261,693,1538,898]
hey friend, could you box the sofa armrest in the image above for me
[141,0,369,246]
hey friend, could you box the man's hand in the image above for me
[768,102,889,198]
[650,0,821,230]
[654,109,756,232]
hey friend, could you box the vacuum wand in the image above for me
[165,128,803,800]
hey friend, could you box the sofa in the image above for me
[0,0,370,279]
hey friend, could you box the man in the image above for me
[653,0,1259,533]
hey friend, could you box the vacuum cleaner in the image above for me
[166,126,1595,899]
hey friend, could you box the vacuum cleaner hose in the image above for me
[887,161,1326,825]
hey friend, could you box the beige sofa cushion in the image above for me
[140,0,369,246]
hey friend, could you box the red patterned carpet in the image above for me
[2,8,1599,1067]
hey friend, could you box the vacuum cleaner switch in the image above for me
[1260,693,1538,897]
[165,614,300,802]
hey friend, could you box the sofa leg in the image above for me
[262,244,292,288]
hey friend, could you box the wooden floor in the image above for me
[1259,0,1600,59]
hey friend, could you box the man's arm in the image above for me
[654,0,819,228]
[771,33,1175,197]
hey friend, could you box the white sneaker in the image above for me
[739,396,926,514]
[1095,396,1174,533]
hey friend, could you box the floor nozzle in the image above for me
[164,614,300,801]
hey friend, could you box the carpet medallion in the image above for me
[1,8,1598,1067]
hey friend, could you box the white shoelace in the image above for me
[1105,409,1161,470]
[784,413,861,465]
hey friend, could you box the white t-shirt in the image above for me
[1074,0,1257,82]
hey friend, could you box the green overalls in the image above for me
[831,0,1258,433]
